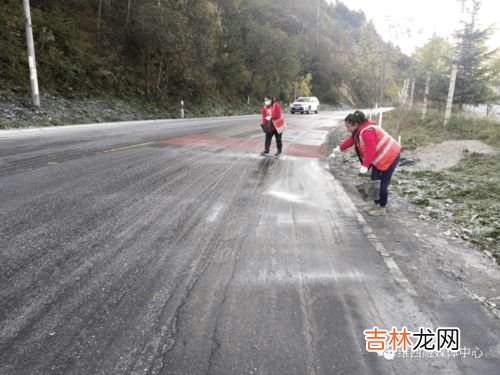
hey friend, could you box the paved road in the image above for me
[1,112,499,374]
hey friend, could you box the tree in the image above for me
[454,0,497,107]
[485,50,500,114]
[412,35,454,109]
[351,22,392,106]
[0,0,410,108]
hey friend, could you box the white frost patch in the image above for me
[253,270,367,285]
[265,190,305,203]
[275,214,316,225]
[206,202,225,222]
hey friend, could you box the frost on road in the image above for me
[0,113,499,374]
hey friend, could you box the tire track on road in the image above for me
[0,150,242,374]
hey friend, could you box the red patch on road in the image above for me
[284,143,324,158]
[163,134,324,158]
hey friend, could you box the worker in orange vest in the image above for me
[332,110,400,216]
[260,95,283,157]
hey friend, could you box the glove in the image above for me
[328,146,341,159]
[265,115,271,121]
[359,166,369,174]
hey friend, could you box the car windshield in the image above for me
[297,98,308,102]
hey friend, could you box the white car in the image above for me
[291,96,320,114]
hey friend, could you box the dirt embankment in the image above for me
[400,140,497,171]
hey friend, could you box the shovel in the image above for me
[355,180,380,201]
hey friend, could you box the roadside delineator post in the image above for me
[181,100,184,119]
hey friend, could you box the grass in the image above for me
[383,107,500,149]
[383,108,500,263]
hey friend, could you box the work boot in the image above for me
[275,151,282,157]
[367,206,386,216]
[260,151,269,156]
[363,203,379,212]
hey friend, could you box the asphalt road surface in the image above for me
[1,112,499,374]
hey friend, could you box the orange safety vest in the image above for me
[359,125,401,171]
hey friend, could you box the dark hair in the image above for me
[345,110,366,125]
[265,95,275,104]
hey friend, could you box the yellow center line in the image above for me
[98,142,156,154]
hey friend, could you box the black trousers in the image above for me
[371,154,400,207]
[264,131,282,153]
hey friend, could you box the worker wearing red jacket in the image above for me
[332,110,400,216]
[260,95,283,156]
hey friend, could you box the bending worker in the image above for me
[331,110,400,216]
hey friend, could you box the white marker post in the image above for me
[181,100,184,119]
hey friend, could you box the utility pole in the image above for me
[421,74,430,120]
[409,78,416,108]
[97,0,103,44]
[126,0,132,26]
[23,0,40,107]
[316,0,320,49]
[444,65,458,127]
[444,0,467,127]
[400,79,409,107]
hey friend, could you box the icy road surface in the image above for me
[1,112,499,374]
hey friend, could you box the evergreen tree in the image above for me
[454,0,497,106]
